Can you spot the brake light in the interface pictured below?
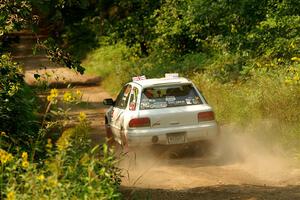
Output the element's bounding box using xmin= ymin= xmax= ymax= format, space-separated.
xmin=198 ymin=111 xmax=215 ymax=122
xmin=129 ymin=117 xmax=151 ymax=128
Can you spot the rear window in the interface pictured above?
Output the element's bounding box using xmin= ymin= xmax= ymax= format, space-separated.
xmin=140 ymin=84 xmax=203 ymax=110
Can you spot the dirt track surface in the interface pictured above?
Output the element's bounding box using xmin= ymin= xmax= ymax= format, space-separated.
xmin=119 ymin=128 xmax=300 ymax=199
xmin=14 ymin=33 xmax=300 ymax=200
xmin=11 ymin=33 xmax=109 ymax=144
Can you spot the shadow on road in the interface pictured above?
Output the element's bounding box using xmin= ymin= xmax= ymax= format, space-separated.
xmin=121 ymin=184 xmax=300 ymax=200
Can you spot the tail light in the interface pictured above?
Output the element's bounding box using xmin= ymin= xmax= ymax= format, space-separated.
xmin=129 ymin=117 xmax=151 ymax=128
xmin=198 ymin=111 xmax=215 ymax=122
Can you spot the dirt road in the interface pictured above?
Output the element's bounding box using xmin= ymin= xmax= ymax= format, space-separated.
xmin=119 ymin=126 xmax=300 ymax=199
xmin=11 ymin=32 xmax=109 ymax=144
xmin=14 ymin=33 xmax=300 ymax=200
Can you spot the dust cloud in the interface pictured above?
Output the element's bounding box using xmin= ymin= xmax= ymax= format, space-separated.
xmin=119 ymin=121 xmax=300 ymax=189
xmin=217 ymin=124 xmax=296 ymax=183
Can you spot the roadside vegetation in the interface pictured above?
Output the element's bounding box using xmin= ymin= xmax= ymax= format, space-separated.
xmin=1 ymin=1 xmax=121 ymax=199
xmin=0 ymin=53 xmax=122 ymax=199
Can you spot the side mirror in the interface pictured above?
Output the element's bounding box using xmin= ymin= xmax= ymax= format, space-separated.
xmin=103 ymin=98 xmax=115 ymax=106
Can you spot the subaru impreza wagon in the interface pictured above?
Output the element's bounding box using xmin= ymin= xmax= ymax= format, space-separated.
xmin=103 ymin=74 xmax=219 ymax=148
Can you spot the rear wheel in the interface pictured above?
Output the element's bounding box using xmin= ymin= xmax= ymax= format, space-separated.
xmin=106 ymin=127 xmax=115 ymax=145
xmin=105 ymin=117 xmax=114 ymax=147
xmin=118 ymin=127 xmax=129 ymax=152
xmin=104 ymin=124 xmax=132 ymax=160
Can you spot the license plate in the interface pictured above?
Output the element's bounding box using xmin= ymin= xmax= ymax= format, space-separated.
xmin=167 ymin=132 xmax=186 ymax=144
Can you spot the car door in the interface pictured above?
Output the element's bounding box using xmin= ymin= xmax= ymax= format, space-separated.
xmin=110 ymin=84 xmax=132 ymax=143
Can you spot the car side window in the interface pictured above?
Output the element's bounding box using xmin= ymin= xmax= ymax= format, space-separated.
xmin=115 ymin=85 xmax=132 ymax=109
xmin=128 ymin=87 xmax=139 ymax=111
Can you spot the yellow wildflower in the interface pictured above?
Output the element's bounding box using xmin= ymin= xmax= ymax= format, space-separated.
xmin=51 ymin=88 xmax=58 ymax=96
xmin=78 ymin=112 xmax=87 ymax=122
xmin=37 ymin=174 xmax=45 ymax=181
xmin=293 ymin=73 xmax=299 ymax=81
xmin=57 ymin=140 xmax=69 ymax=151
xmin=1 ymin=131 xmax=6 ymax=136
xmin=46 ymin=138 xmax=53 ymax=149
xmin=76 ymin=89 xmax=82 ymax=96
xmin=22 ymin=160 xmax=29 ymax=169
xmin=291 ymin=57 xmax=300 ymax=62
xmin=0 ymin=149 xmax=13 ymax=164
xmin=47 ymin=95 xmax=52 ymax=102
xmin=21 ymin=152 xmax=29 ymax=168
xmin=22 ymin=152 xmax=28 ymax=161
xmin=7 ymin=191 xmax=15 ymax=200
xmin=63 ymin=92 xmax=73 ymax=102
xmin=47 ymin=89 xmax=59 ymax=102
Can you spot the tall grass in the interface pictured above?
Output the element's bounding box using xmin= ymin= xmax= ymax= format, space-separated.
xmin=193 ymin=73 xmax=300 ymax=124
xmin=192 ymin=72 xmax=300 ymax=157
xmin=82 ymin=43 xmax=132 ymax=94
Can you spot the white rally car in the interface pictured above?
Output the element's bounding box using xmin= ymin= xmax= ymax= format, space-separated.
xmin=103 ymin=74 xmax=219 ymax=148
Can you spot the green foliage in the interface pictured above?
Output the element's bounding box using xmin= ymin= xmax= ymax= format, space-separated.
xmin=1 ymin=123 xmax=121 ymax=200
xmin=61 ymin=22 xmax=98 ymax=60
xmin=152 ymin=0 xmax=199 ymax=54
xmin=0 ymin=54 xmax=38 ymax=152
xmin=1 ymin=87 xmax=122 ymax=199
xmin=83 ymin=42 xmax=133 ymax=94
xmin=36 ymin=37 xmax=85 ymax=74
xmin=31 ymin=0 xmax=101 ymax=60
xmin=8 ymin=0 xmax=298 ymax=82
xmin=0 ymin=0 xmax=37 ymax=53
xmin=0 ymin=0 xmax=34 ymax=35
xmin=0 ymin=0 xmax=87 ymax=74
xmin=247 ymin=15 xmax=300 ymax=58
xmin=106 ymin=0 xmax=161 ymax=56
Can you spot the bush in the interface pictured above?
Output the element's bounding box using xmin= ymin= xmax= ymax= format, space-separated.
xmin=1 ymin=87 xmax=122 ymax=199
xmin=0 ymin=54 xmax=39 ymax=152
xmin=1 ymin=121 xmax=122 ymax=200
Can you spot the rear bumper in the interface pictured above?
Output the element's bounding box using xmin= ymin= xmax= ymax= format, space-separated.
xmin=125 ymin=121 xmax=219 ymax=146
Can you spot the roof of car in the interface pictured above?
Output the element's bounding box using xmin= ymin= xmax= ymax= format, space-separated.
xmin=132 ymin=77 xmax=192 ymax=88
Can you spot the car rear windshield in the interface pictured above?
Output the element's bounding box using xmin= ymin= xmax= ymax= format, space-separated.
xmin=140 ymin=84 xmax=203 ymax=110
